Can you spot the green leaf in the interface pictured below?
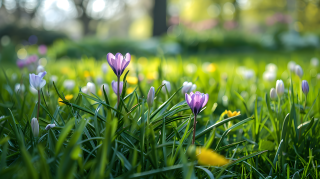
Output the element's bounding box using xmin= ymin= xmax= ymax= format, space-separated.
xmin=55 ymin=118 xmax=75 ymax=154
xmin=195 ymin=166 xmax=214 ymax=179
xmin=227 ymin=150 xmax=268 ymax=168
xmin=234 ymin=91 xmax=250 ymax=117
xmin=215 ymin=117 xmax=253 ymax=150
xmin=196 ymin=115 xmax=242 ymax=139
xmin=217 ymin=140 xmax=247 ymax=152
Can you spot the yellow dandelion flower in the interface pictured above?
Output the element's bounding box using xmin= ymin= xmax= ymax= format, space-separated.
xmin=58 ymin=94 xmax=73 ymax=106
xmin=98 ymin=90 xmax=102 ymax=96
xmin=61 ymin=67 xmax=70 ymax=74
xmin=147 ymin=72 xmax=158 ymax=80
xmin=207 ymin=63 xmax=216 ymax=72
xmin=196 ymin=147 xmax=230 ymax=166
xmin=126 ymin=87 xmax=135 ymax=94
xmin=84 ymin=71 xmax=91 ymax=78
xmin=225 ymin=110 xmax=240 ymax=118
xmin=127 ymin=76 xmax=138 ymax=85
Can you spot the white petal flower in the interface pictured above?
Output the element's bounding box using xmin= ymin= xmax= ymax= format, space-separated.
xmin=162 ymin=80 xmax=171 ymax=93
xmin=45 ymin=124 xmax=56 ymax=130
xmin=29 ymin=71 xmax=47 ymax=90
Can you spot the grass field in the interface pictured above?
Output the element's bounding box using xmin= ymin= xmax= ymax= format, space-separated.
xmin=0 ymin=51 xmax=320 ymax=178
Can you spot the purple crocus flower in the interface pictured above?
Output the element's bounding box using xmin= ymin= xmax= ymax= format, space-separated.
xmin=17 ymin=60 xmax=26 ymax=69
xmin=185 ymin=91 xmax=209 ymax=115
xmin=38 ymin=45 xmax=47 ymax=55
xmin=111 ymin=80 xmax=123 ymax=95
xmin=106 ymin=53 xmax=131 ymax=77
xmin=26 ymin=55 xmax=38 ymax=64
xmin=302 ymin=80 xmax=309 ymax=95
xmin=29 ymin=71 xmax=47 ymax=90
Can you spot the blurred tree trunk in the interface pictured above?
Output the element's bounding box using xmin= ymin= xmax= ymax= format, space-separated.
xmin=81 ymin=12 xmax=92 ymax=35
xmin=152 ymin=0 xmax=167 ymax=37
xmin=232 ymin=0 xmax=240 ymax=24
xmin=73 ymin=0 xmax=93 ymax=36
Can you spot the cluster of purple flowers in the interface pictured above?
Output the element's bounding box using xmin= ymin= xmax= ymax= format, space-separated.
xmin=17 ymin=55 xmax=38 ymax=69
xmin=106 ymin=52 xmax=208 ymax=144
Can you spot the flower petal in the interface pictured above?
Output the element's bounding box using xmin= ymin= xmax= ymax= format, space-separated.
xmin=107 ymin=53 xmax=117 ymax=75
xmin=39 ymin=79 xmax=46 ymax=89
xmin=121 ymin=53 xmax=131 ymax=70
xmin=115 ymin=53 xmax=123 ymax=76
xmin=38 ymin=71 xmax=47 ymax=78
xmin=111 ymin=80 xmax=117 ymax=94
xmin=202 ymin=94 xmax=209 ymax=108
xmin=185 ymin=93 xmax=192 ymax=108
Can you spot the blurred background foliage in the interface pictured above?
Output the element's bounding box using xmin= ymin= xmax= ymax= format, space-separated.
xmin=0 ymin=0 xmax=320 ymax=63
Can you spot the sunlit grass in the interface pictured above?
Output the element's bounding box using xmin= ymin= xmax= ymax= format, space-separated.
xmin=0 ymin=51 xmax=319 ymax=178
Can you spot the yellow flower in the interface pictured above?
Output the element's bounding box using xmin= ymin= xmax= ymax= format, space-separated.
xmin=127 ymin=76 xmax=138 ymax=85
xmin=98 ymin=90 xmax=102 ymax=96
xmin=58 ymin=94 xmax=73 ymax=106
xmin=196 ymin=147 xmax=230 ymax=166
xmin=138 ymin=57 xmax=148 ymax=65
xmin=84 ymin=71 xmax=91 ymax=78
xmin=224 ymin=110 xmax=240 ymax=118
xmin=207 ymin=63 xmax=216 ymax=72
xmin=61 ymin=67 xmax=70 ymax=74
xmin=147 ymin=72 xmax=158 ymax=80
xmin=126 ymin=87 xmax=135 ymax=94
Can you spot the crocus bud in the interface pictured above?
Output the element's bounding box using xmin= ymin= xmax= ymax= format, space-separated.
xmin=295 ymin=65 xmax=303 ymax=78
xmin=182 ymin=81 xmax=196 ymax=94
xmin=263 ymin=71 xmax=276 ymax=82
xmin=161 ymin=80 xmax=171 ymax=93
xmin=266 ymin=63 xmax=277 ymax=73
xmin=270 ymin=88 xmax=277 ymax=101
xmin=102 ymin=63 xmax=108 ymax=74
xmin=29 ymin=71 xmax=47 ymax=90
xmin=302 ymin=80 xmax=309 ymax=95
xmin=147 ymin=86 xmax=155 ymax=108
xmin=15 ymin=84 xmax=25 ymax=93
xmin=96 ymin=76 xmax=103 ymax=85
xmin=276 ymin=80 xmax=285 ymax=97
xmin=243 ymin=70 xmax=254 ymax=80
xmin=101 ymin=84 xmax=109 ymax=94
xmin=81 ymin=86 xmax=88 ymax=94
xmin=45 ymin=123 xmax=55 ymax=130
xmin=287 ymin=61 xmax=296 ymax=72
xmin=111 ymin=80 xmax=123 ymax=95
xmin=63 ymin=79 xmax=75 ymax=90
xmin=311 ymin=57 xmax=319 ymax=67
xmin=36 ymin=65 xmax=45 ymax=74
xmin=31 ymin=117 xmax=39 ymax=137
xmin=187 ymin=145 xmax=197 ymax=161
xmin=87 ymin=82 xmax=96 ymax=94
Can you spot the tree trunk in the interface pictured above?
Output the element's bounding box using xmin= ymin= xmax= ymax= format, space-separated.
xmin=81 ymin=13 xmax=91 ymax=35
xmin=152 ymin=0 xmax=167 ymax=37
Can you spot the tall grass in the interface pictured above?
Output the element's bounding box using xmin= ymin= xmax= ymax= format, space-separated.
xmin=0 ymin=52 xmax=319 ymax=178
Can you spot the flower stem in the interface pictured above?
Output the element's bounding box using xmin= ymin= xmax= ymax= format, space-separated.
xmin=147 ymin=108 xmax=150 ymax=125
xmin=278 ymin=97 xmax=281 ymax=114
xmin=117 ymin=76 xmax=120 ymax=109
xmin=192 ymin=114 xmax=197 ymax=144
xmin=37 ymin=90 xmax=40 ymax=121
xmin=300 ymin=94 xmax=307 ymax=140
